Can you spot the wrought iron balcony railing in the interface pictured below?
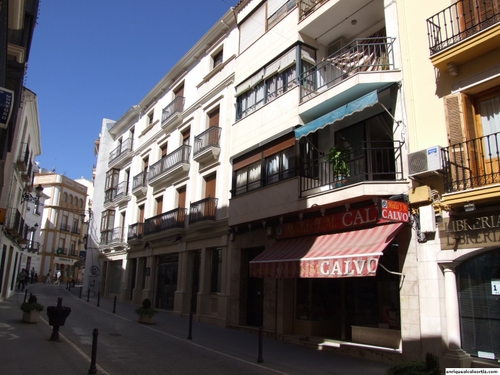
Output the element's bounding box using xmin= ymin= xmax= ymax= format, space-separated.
xmin=194 ymin=127 xmax=222 ymax=156
xmin=442 ymin=131 xmax=500 ymax=194
xmin=100 ymin=227 xmax=125 ymax=245
xmin=144 ymin=207 xmax=187 ymax=236
xmin=300 ymin=37 xmax=395 ymax=101
xmin=426 ymin=0 xmax=500 ymax=55
xmin=59 ymin=223 xmax=71 ymax=232
xmin=300 ymin=141 xmax=404 ymax=196
xmin=128 ymin=222 xmax=144 ymax=240
xmin=16 ymin=142 xmax=30 ymax=171
xmin=132 ymin=171 xmax=147 ymax=191
xmin=5 ymin=208 xmax=24 ymax=238
xmin=298 ymin=0 xmax=329 ymax=21
xmin=189 ymin=197 xmax=218 ymax=224
xmin=108 ymin=138 xmax=133 ymax=165
xmin=147 ymin=145 xmax=191 ymax=183
xmin=162 ymin=96 xmax=185 ymax=124
xmin=25 ymin=240 xmax=40 ymax=253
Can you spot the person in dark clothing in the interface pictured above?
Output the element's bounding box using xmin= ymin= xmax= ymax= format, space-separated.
xmin=17 ymin=269 xmax=28 ymax=290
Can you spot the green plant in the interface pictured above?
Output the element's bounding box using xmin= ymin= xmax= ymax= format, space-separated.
xmin=386 ymin=353 xmax=441 ymax=375
xmin=326 ymin=145 xmax=350 ymax=178
xmin=135 ymin=298 xmax=158 ymax=317
xmin=20 ymin=295 xmax=44 ymax=312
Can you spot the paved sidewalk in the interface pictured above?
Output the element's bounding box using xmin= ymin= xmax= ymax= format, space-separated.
xmin=0 ymin=283 xmax=391 ymax=375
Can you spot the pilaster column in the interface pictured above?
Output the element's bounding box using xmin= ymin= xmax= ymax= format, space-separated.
xmin=441 ymin=263 xmax=471 ymax=367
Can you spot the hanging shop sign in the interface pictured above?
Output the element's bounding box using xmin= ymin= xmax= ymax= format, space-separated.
xmin=378 ymin=199 xmax=410 ymax=223
xmin=55 ymin=256 xmax=76 ymax=265
xmin=275 ymin=206 xmax=379 ymax=240
xmin=0 ymin=87 xmax=14 ymax=129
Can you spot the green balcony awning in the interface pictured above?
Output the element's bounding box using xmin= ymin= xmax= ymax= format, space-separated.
xmin=295 ymin=90 xmax=379 ymax=140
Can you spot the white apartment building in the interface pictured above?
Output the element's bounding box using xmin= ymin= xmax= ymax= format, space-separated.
xmin=88 ymin=10 xmax=237 ymax=327
xmin=0 ymin=87 xmax=43 ymax=299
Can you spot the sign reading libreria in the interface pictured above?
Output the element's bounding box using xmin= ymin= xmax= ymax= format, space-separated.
xmin=440 ymin=211 xmax=500 ymax=250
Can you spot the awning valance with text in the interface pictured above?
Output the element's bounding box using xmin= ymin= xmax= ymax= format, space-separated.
xmin=249 ymin=223 xmax=403 ymax=278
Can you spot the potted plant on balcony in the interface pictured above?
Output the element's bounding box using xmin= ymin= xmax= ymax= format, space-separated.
xmin=135 ymin=298 xmax=158 ymax=324
xmin=20 ymin=295 xmax=44 ymax=323
xmin=326 ymin=145 xmax=350 ymax=187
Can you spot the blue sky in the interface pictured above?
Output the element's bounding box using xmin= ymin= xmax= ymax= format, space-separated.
xmin=27 ymin=0 xmax=233 ymax=181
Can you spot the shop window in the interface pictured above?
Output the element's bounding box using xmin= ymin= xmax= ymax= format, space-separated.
xmin=458 ymin=250 xmax=500 ymax=360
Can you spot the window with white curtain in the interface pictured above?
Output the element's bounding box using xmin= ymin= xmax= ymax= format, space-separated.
xmin=266 ymin=147 xmax=295 ymax=185
xmin=479 ymin=94 xmax=500 ymax=156
xmin=235 ymin=161 xmax=262 ymax=194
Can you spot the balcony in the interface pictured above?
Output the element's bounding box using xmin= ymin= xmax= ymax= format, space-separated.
xmin=132 ymin=171 xmax=148 ymax=197
xmin=161 ymin=96 xmax=185 ymax=131
xmin=128 ymin=222 xmax=144 ymax=240
xmin=189 ymin=197 xmax=218 ymax=225
xmin=300 ymin=37 xmax=397 ymax=105
xmin=100 ymin=227 xmax=125 ymax=246
xmin=108 ymin=138 xmax=133 ymax=169
xmin=16 ymin=142 xmax=29 ymax=172
xmin=147 ymin=145 xmax=191 ymax=189
xmin=4 ymin=208 xmax=25 ymax=240
xmin=144 ymin=207 xmax=187 ymax=236
xmin=298 ymin=0 xmax=328 ymax=21
xmin=193 ymin=127 xmax=222 ymax=164
xmin=427 ymin=0 xmax=500 ymax=71
xmin=104 ymin=181 xmax=130 ymax=208
xmin=300 ymin=141 xmax=404 ymax=197
xmin=25 ymin=240 xmax=40 ymax=254
xmin=59 ymin=223 xmax=71 ymax=232
xmin=441 ymin=131 xmax=500 ymax=206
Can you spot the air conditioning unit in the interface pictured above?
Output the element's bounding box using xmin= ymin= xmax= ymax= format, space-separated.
xmin=408 ymin=146 xmax=443 ymax=177
xmin=327 ymin=38 xmax=345 ymax=56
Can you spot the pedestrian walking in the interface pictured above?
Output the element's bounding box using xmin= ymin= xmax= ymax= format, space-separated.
xmin=17 ymin=269 xmax=28 ymax=290
xmin=30 ymin=267 xmax=35 ymax=284
xmin=45 ymin=271 xmax=51 ymax=284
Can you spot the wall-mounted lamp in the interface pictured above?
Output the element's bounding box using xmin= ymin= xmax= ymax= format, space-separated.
xmin=21 ymin=184 xmax=43 ymax=204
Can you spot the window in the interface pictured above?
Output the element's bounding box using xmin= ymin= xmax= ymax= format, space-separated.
xmin=182 ymin=128 xmax=190 ymax=146
xmin=105 ymin=169 xmax=119 ymax=190
xmin=100 ymin=210 xmax=115 ymax=232
xmin=213 ymin=49 xmax=223 ymax=69
xmin=210 ymin=248 xmax=222 ymax=293
xmin=266 ymin=147 xmax=295 ymax=184
xmin=235 ymin=161 xmax=262 ymax=194
xmin=160 ymin=143 xmax=168 ymax=159
xmin=236 ymin=47 xmax=299 ymax=121
xmin=148 ymin=111 xmax=154 ymax=124
xmin=268 ymin=0 xmax=296 ymax=29
xmin=233 ymin=134 xmax=296 ymax=195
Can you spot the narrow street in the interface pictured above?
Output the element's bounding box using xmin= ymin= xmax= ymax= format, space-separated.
xmin=1 ymin=283 xmax=390 ymax=375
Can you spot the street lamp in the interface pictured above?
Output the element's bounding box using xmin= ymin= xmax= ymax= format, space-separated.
xmin=21 ymin=184 xmax=44 ymax=203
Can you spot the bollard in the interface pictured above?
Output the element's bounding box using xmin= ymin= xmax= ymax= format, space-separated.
xmin=97 ymin=292 xmax=100 ymax=307
xmin=47 ymin=297 xmax=71 ymax=341
xmin=113 ymin=296 xmax=116 ymax=313
xmin=87 ymin=289 xmax=90 ymax=302
xmin=23 ymin=289 xmax=28 ymax=303
xmin=66 ymin=281 xmax=69 ymax=290
xmin=257 ymin=326 xmax=264 ymax=363
xmin=79 ymin=287 xmax=82 ymax=299
xmin=88 ymin=328 xmax=98 ymax=374
xmin=187 ymin=312 xmax=193 ymax=340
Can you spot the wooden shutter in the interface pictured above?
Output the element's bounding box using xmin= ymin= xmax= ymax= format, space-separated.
xmin=178 ymin=186 xmax=186 ymax=208
xmin=205 ymin=174 xmax=216 ymax=198
xmin=156 ymin=196 xmax=163 ymax=215
xmin=182 ymin=128 xmax=190 ymax=145
xmin=174 ymin=84 xmax=184 ymax=98
xmin=209 ymin=108 xmax=220 ymax=127
xmin=161 ymin=144 xmax=168 ymax=158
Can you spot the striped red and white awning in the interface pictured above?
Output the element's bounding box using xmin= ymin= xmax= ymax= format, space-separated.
xmin=249 ymin=223 xmax=404 ymax=278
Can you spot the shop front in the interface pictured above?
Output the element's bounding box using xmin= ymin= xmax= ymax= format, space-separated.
xmin=249 ymin=200 xmax=409 ymax=349
xmin=439 ymin=207 xmax=500 ymax=363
